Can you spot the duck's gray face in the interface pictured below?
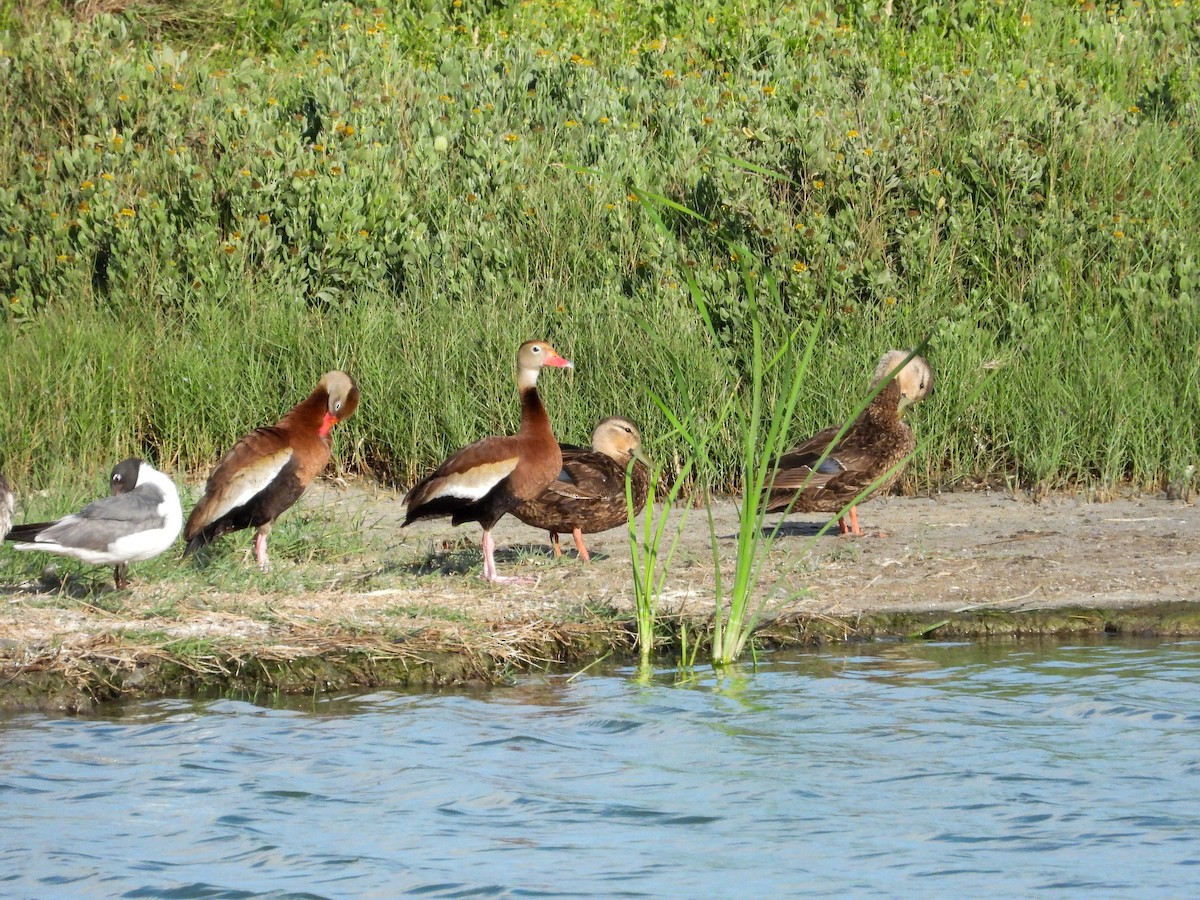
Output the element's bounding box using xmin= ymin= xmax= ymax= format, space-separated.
xmin=875 ymin=350 xmax=934 ymax=413
xmin=895 ymin=356 xmax=934 ymax=412
xmin=593 ymin=417 xmax=643 ymax=463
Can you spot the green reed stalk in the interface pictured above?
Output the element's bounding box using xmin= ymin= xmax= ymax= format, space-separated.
xmin=627 ymin=455 xmax=693 ymax=670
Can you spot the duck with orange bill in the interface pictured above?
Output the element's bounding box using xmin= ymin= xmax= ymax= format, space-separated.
xmin=403 ymin=340 xmax=573 ymax=584
xmin=184 ymin=371 xmax=360 ymax=570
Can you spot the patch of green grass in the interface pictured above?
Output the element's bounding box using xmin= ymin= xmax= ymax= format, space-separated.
xmin=0 ymin=0 xmax=1195 ymax=500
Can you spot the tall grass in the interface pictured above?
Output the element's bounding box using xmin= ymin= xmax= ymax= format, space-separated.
xmin=1 ymin=0 xmax=1197 ymax=496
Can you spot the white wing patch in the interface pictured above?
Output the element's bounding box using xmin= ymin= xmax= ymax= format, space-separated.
xmin=203 ymin=448 xmax=293 ymax=523
xmin=432 ymin=457 xmax=519 ymax=502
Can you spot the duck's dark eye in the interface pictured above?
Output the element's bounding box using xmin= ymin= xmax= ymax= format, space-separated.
xmin=334 ymin=401 xmax=342 ymax=412
xmin=532 ymin=345 xmax=541 ymax=353
xmin=113 ymin=474 xmax=121 ymax=483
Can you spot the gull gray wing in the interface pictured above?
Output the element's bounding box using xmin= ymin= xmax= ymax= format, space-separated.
xmin=33 ymin=484 xmax=168 ymax=552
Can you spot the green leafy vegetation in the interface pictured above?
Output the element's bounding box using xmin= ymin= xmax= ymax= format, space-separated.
xmin=1 ymin=0 xmax=1196 ymax=498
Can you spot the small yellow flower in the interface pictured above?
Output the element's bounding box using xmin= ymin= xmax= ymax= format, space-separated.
xmin=101 ymin=173 xmax=114 ymax=181
xmin=598 ymin=116 xmax=610 ymax=124
xmin=1021 ymin=13 xmax=1033 ymax=25
xmin=762 ymin=85 xmax=776 ymax=97
xmin=240 ymin=168 xmax=251 ymax=177
xmin=119 ymin=207 xmax=135 ymax=217
xmin=268 ymin=97 xmax=277 ymax=106
xmin=358 ymin=229 xmax=369 ymax=237
xmin=1127 ymin=105 xmax=1140 ymax=114
xmin=961 ymin=68 xmax=972 ymax=76
xmin=171 ymin=81 xmax=184 ymax=91
xmin=258 ymin=214 xmax=270 ymax=224
xmin=846 ymin=129 xmax=859 ymax=138
xmin=885 ymin=296 xmax=897 ymax=306
xmin=56 ymin=253 xmax=69 ymax=262
xmin=564 ymin=119 xmax=579 ymax=127
xmin=626 ymin=193 xmax=640 ymax=204
xmin=223 ymin=244 xmax=236 ymax=254
xmin=439 ymin=94 xmax=453 ymax=103
xmin=663 ymin=69 xmax=676 ymax=78
xmin=605 ymin=203 xmax=615 ymax=210
xmin=813 ymin=179 xmax=825 ymax=189
xmin=1114 ymin=230 xmax=1125 ymax=238
xmin=863 ymin=147 xmax=874 ymax=156
xmin=81 ymin=180 xmax=94 ymax=190
xmin=792 ymin=261 xmax=808 ymax=273
xmin=928 ymin=168 xmax=942 ymax=177
xmin=117 ymin=93 xmax=128 ymax=102
xmin=504 ymin=133 xmax=519 ymax=143
xmin=330 ymin=165 xmax=343 ymax=175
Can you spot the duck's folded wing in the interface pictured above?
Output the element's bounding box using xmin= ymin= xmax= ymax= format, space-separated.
xmin=188 ymin=445 xmax=294 ymax=533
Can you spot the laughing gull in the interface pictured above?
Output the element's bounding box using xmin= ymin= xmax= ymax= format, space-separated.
xmin=0 ymin=471 xmax=13 ymax=540
xmin=5 ymin=458 xmax=183 ymax=589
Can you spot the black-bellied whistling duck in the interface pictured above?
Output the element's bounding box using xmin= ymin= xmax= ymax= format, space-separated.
xmin=0 ymin=472 xmax=12 ymax=541
xmin=765 ymin=350 xmax=934 ymax=536
xmin=512 ymin=416 xmax=650 ymax=562
xmin=184 ymin=371 xmax=359 ymax=570
xmin=5 ymin=458 xmax=182 ymax=589
xmin=403 ymin=340 xmax=573 ymax=583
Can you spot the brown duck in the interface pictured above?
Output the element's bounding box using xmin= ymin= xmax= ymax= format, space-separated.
xmin=403 ymin=340 xmax=573 ymax=583
xmin=512 ymin=416 xmax=650 ymax=562
xmin=765 ymin=350 xmax=934 ymax=535
xmin=184 ymin=371 xmax=360 ymax=570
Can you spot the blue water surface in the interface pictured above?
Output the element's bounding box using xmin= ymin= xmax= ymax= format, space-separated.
xmin=3 ymin=639 xmax=1200 ymax=897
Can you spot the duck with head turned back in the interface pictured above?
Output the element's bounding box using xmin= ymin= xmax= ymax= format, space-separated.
xmin=5 ymin=458 xmax=182 ymax=589
xmin=403 ymin=340 xmax=573 ymax=584
xmin=512 ymin=416 xmax=650 ymax=561
xmin=184 ymin=370 xmax=360 ymax=570
xmin=764 ymin=350 xmax=934 ymax=536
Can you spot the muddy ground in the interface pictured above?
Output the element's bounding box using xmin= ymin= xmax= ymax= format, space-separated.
xmin=312 ymin=483 xmax=1199 ymax=623
xmin=2 ymin=484 xmax=1198 ymax=710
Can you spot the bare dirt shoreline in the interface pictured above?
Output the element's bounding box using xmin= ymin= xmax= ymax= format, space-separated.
xmin=2 ymin=484 xmax=1198 ymax=712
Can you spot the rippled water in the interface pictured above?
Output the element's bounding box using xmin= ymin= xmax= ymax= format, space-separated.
xmin=4 ymin=639 xmax=1200 ymax=897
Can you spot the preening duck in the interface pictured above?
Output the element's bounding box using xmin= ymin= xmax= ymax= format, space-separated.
xmin=184 ymin=371 xmax=360 ymax=570
xmin=403 ymin=340 xmax=573 ymax=583
xmin=765 ymin=350 xmax=934 ymax=536
xmin=5 ymin=458 xmax=182 ymax=589
xmin=512 ymin=416 xmax=650 ymax=562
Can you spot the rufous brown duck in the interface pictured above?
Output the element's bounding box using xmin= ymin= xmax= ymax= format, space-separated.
xmin=512 ymin=416 xmax=650 ymax=561
xmin=184 ymin=371 xmax=360 ymax=570
xmin=764 ymin=350 xmax=934 ymax=536
xmin=403 ymin=340 xmax=573 ymax=583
